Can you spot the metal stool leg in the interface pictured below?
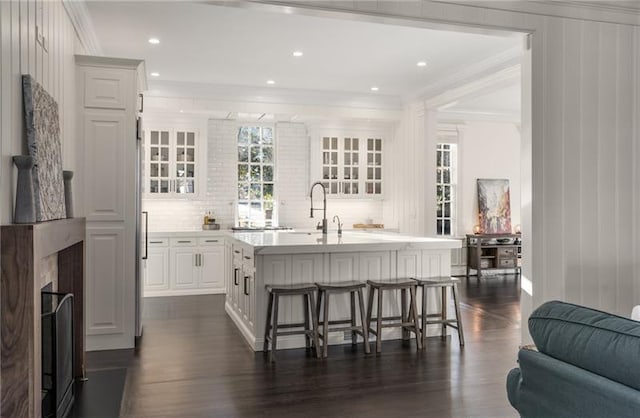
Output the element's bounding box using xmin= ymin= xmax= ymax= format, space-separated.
xmin=452 ymin=283 xmax=465 ymax=347
xmin=264 ymin=292 xmax=274 ymax=353
xmin=270 ymin=294 xmax=280 ymax=362
xmin=410 ymin=286 xmax=422 ymax=350
xmin=357 ymin=288 xmax=371 ymax=354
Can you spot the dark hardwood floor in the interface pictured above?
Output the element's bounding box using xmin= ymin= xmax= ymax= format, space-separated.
xmin=86 ymin=274 xmax=521 ymax=417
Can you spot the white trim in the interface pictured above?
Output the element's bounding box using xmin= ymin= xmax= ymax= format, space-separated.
xmin=63 ymin=0 xmax=103 ymax=55
xmin=412 ymin=46 xmax=523 ymax=102
xmin=225 ymin=302 xmax=257 ymax=350
xmin=145 ymin=288 xmax=225 ymax=298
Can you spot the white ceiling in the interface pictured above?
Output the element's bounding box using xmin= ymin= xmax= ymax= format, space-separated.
xmin=86 ymin=1 xmax=521 ymax=102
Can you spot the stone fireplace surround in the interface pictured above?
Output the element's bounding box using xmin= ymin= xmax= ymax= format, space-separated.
xmin=1 ymin=218 xmax=85 ymax=417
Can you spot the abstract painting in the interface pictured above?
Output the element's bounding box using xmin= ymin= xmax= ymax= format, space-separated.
xmin=23 ymin=75 xmax=66 ymax=221
xmin=477 ymin=179 xmax=511 ymax=234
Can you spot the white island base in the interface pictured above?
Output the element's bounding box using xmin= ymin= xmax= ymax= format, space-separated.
xmin=224 ymin=231 xmax=462 ymax=351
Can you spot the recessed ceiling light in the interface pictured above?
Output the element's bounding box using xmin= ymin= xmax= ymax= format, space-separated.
xmin=150 ymin=72 xmax=160 ymax=77
xmin=266 ymin=80 xmax=275 ymax=85
xmin=417 ymin=61 xmax=427 ymax=67
xmin=179 ymin=109 xmax=184 ymax=113
xmin=370 ymin=86 xmax=379 ymax=91
xmin=292 ymin=51 xmax=303 ymax=57
xmin=148 ymin=38 xmax=160 ymax=45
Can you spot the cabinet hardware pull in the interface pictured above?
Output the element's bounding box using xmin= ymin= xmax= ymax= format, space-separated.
xmin=199 ymin=254 xmax=203 ymax=266
xmin=234 ymin=250 xmax=241 ymax=254
xmin=234 ymin=268 xmax=239 ymax=285
xmin=149 ymin=241 xmax=163 ymax=244
xmin=205 ymin=240 xmax=218 ymax=243
xmin=178 ymin=240 xmax=191 ymax=243
xmin=243 ymin=256 xmax=252 ymax=260
xmin=142 ymin=211 xmax=149 ymax=260
xmin=244 ymin=276 xmax=249 ymax=295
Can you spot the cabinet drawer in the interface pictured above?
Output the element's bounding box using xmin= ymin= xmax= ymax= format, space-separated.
xmin=170 ymin=237 xmax=197 ymax=247
xmin=198 ymin=237 xmax=223 ymax=246
xmin=148 ymin=237 xmax=169 ymax=247
xmin=498 ymin=258 xmax=516 ymax=268
xmin=497 ymin=247 xmax=517 ymax=257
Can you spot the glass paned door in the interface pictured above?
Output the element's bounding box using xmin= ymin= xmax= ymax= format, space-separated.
xmin=365 ymin=138 xmax=382 ymax=195
xmin=342 ymin=137 xmax=359 ymax=195
xmin=321 ymin=136 xmax=340 ymax=195
xmin=148 ymin=130 xmax=171 ymax=194
xmin=175 ymin=131 xmax=196 ymax=194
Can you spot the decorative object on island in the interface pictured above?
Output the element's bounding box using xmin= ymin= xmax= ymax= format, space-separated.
xmin=466 ymin=233 xmax=521 ymax=278
xmin=63 ymin=170 xmax=74 ymax=218
xmin=477 ymin=178 xmax=511 ymax=234
xmin=12 ymin=155 xmax=36 ymax=224
xmin=22 ymin=74 xmax=66 ymax=221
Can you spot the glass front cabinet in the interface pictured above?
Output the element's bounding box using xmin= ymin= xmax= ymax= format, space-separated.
xmin=143 ymin=127 xmax=200 ymax=198
xmin=320 ymin=135 xmax=383 ymax=198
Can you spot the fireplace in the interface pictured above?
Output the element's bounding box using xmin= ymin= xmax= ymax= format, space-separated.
xmin=1 ymin=218 xmax=85 ymax=417
xmin=41 ymin=285 xmax=75 ymax=418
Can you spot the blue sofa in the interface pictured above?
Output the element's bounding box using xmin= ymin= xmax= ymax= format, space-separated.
xmin=507 ymin=300 xmax=640 ymax=417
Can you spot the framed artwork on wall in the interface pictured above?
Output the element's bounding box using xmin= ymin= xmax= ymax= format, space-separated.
xmin=22 ymin=74 xmax=66 ymax=221
xmin=477 ymin=178 xmax=511 ymax=234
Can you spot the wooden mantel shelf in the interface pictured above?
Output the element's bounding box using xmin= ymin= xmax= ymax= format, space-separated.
xmin=1 ymin=218 xmax=86 ymax=418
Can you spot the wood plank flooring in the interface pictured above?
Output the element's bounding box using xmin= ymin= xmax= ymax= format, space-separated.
xmin=86 ymin=275 xmax=521 ymax=417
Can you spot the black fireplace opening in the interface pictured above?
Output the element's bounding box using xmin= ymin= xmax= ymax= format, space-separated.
xmin=42 ymin=284 xmax=75 ymax=418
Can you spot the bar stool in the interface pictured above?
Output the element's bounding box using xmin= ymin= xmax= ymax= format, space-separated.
xmin=412 ymin=276 xmax=465 ymax=348
xmin=365 ymin=279 xmax=422 ymax=353
xmin=263 ymin=284 xmax=321 ymax=362
xmin=315 ymin=281 xmax=370 ymax=358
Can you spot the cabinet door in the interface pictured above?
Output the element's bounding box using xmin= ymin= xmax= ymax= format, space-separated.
xmin=144 ymin=248 xmax=170 ymax=292
xmin=199 ymin=246 xmax=225 ymax=291
xmin=171 ymin=248 xmax=198 ymax=289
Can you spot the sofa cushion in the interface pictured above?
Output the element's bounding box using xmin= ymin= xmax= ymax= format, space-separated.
xmin=529 ymin=300 xmax=640 ymax=391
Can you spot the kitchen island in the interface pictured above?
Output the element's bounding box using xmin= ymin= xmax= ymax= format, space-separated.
xmin=225 ymin=230 xmax=461 ymax=351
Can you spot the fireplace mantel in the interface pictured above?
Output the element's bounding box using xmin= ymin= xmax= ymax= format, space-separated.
xmin=1 ymin=218 xmax=86 ymax=418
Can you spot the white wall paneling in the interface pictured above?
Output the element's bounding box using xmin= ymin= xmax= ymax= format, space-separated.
xmin=0 ymin=0 xmax=83 ymax=225
xmin=261 ymin=0 xmax=640 ymax=341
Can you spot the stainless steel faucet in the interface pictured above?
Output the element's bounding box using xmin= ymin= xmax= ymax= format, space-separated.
xmin=310 ymin=182 xmax=327 ymax=234
xmin=332 ymin=215 xmax=343 ymax=237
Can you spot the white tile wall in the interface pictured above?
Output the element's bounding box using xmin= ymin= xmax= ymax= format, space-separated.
xmin=143 ymin=119 xmax=384 ymax=231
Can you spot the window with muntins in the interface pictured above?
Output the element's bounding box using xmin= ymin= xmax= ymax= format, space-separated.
xmin=237 ymin=126 xmax=275 ymax=227
xmin=436 ymin=143 xmax=457 ymax=235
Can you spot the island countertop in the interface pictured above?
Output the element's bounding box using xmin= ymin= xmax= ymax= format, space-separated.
xmin=229 ymin=230 xmax=461 ymax=254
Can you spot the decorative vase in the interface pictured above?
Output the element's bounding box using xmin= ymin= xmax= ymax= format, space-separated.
xmin=13 ymin=155 xmax=36 ymax=224
xmin=63 ymin=170 xmax=74 ymax=218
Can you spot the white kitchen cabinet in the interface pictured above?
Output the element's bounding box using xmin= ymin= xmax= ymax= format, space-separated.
xmin=144 ymin=235 xmax=227 ymax=296
xmin=77 ymin=55 xmax=144 ymax=351
xmin=144 ymin=247 xmax=169 ymax=292
xmin=329 ymin=252 xmax=360 ymax=281
xmin=143 ymin=125 xmax=203 ymax=198
xmin=172 ymin=247 xmax=199 ymax=289
xmin=317 ymin=134 xmax=384 ymax=198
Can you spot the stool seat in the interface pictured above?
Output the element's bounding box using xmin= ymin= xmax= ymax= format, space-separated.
xmin=412 ymin=276 xmax=460 ymax=286
xmin=367 ymin=278 xmax=417 ymax=289
xmin=266 ymin=283 xmax=318 ymax=294
xmin=315 ymin=281 xmax=366 ymax=291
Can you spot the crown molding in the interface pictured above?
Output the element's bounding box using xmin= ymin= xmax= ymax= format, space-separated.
xmin=63 ymin=0 xmax=103 ymax=55
xmin=407 ymin=45 xmax=523 ymax=104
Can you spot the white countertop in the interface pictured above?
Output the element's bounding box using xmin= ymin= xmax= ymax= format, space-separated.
xmin=147 ymin=229 xmax=461 ymax=254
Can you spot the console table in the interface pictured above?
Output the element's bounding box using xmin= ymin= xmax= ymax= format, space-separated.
xmin=466 ymin=233 xmax=521 ymax=278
